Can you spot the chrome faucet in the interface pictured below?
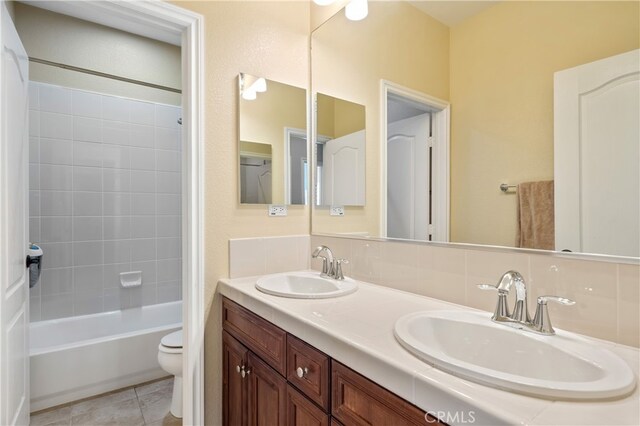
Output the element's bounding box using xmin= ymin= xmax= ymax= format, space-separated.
xmin=478 ymin=270 xmax=575 ymax=335
xmin=311 ymin=246 xmax=348 ymax=280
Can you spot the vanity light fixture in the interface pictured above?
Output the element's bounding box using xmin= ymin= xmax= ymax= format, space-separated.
xmin=345 ymin=0 xmax=368 ymax=21
xmin=240 ymin=73 xmax=267 ymax=101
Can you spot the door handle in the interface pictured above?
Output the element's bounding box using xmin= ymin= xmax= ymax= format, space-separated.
xmin=26 ymin=244 xmax=43 ymax=288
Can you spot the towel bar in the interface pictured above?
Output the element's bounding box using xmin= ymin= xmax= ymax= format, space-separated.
xmin=500 ymin=183 xmax=517 ymax=192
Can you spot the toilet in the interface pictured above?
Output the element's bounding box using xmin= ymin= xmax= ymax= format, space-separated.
xmin=158 ymin=329 xmax=183 ymax=418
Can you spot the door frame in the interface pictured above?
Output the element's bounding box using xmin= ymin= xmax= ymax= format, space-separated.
xmin=284 ymin=127 xmax=307 ymax=205
xmin=380 ymin=80 xmax=450 ymax=241
xmin=9 ymin=2 xmax=206 ymax=424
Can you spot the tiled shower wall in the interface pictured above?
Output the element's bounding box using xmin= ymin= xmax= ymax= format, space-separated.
xmin=29 ymin=82 xmax=182 ymax=321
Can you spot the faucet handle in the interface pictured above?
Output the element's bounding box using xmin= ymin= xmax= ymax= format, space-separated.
xmin=533 ymin=295 xmax=575 ymax=335
xmin=477 ymin=284 xmax=507 ymax=294
xmin=477 ymin=284 xmax=510 ymax=319
xmin=333 ymin=259 xmax=349 ymax=280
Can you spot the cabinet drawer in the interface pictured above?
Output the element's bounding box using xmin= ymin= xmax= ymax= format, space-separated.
xmin=286 ymin=385 xmax=329 ymax=426
xmin=223 ymin=297 xmax=287 ymax=375
xmin=287 ymin=334 xmax=330 ymax=411
xmin=332 ymin=361 xmax=446 ymax=426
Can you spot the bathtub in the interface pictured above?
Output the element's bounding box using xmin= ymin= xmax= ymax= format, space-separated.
xmin=30 ymin=301 xmax=182 ymax=412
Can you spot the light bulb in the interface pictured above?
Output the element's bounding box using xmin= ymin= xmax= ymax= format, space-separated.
xmin=313 ymin=0 xmax=336 ymax=5
xmin=254 ymin=77 xmax=267 ymax=93
xmin=345 ymin=0 xmax=367 ymax=21
xmin=242 ymin=89 xmax=257 ymax=101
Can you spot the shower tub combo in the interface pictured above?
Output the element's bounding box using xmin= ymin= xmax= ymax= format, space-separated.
xmin=29 ymin=301 xmax=182 ymax=411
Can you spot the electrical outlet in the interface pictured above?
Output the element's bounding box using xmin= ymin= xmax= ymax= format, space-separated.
xmin=268 ymin=205 xmax=287 ymax=216
xmin=330 ymin=206 xmax=345 ymax=216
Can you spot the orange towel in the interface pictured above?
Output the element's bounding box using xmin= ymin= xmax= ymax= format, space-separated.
xmin=516 ymin=181 xmax=555 ymax=250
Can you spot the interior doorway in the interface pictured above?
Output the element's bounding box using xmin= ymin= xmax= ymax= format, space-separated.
xmin=380 ymin=80 xmax=450 ymax=242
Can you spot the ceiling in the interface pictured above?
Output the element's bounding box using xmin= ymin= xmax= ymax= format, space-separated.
xmin=408 ymin=1 xmax=500 ymax=27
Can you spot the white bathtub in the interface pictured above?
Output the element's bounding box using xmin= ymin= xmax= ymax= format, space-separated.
xmin=30 ymin=301 xmax=182 ymax=412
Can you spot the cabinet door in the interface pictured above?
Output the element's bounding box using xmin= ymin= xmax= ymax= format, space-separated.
xmin=223 ymin=331 xmax=248 ymax=426
xmin=248 ymin=352 xmax=287 ymax=426
xmin=286 ymin=384 xmax=329 ymax=426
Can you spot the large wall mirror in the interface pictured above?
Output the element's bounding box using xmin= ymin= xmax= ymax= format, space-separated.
xmin=311 ymin=1 xmax=639 ymax=259
xmin=239 ymin=73 xmax=308 ymax=205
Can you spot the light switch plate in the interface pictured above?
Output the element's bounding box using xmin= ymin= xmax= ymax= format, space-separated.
xmin=330 ymin=206 xmax=345 ymax=216
xmin=268 ymin=205 xmax=287 ymax=216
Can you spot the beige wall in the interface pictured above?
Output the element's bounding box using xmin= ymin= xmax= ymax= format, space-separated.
xmin=450 ymin=1 xmax=640 ymax=247
xmin=176 ymin=2 xmax=311 ymax=424
xmin=312 ymin=1 xmax=450 ymax=236
xmin=317 ymin=94 xmax=365 ymax=139
xmin=14 ymin=3 xmax=181 ymax=105
xmin=240 ymin=79 xmax=307 ymax=204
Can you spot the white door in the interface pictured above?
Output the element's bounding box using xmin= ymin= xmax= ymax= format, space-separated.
xmin=387 ymin=113 xmax=430 ymax=240
xmin=0 ymin=4 xmax=30 ymax=425
xmin=555 ymin=49 xmax=640 ymax=257
xmin=322 ymin=129 xmax=365 ymax=206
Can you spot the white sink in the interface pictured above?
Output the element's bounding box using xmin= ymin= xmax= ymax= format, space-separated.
xmin=255 ymin=271 xmax=358 ymax=299
xmin=394 ymin=310 xmax=636 ymax=400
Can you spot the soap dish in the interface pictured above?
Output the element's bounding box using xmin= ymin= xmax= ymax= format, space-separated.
xmin=120 ymin=271 xmax=142 ymax=288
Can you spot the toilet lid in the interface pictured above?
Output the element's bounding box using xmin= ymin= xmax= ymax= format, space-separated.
xmin=161 ymin=330 xmax=183 ymax=348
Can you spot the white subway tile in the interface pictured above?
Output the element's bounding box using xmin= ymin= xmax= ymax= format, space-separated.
xmin=157 ymin=259 xmax=181 ymax=281
xmin=132 ymin=193 xmax=156 ymax=215
xmin=618 ymin=264 xmax=640 ymax=347
xmin=131 ymin=170 xmax=156 ymax=193
xmin=103 ymin=193 xmax=130 ymax=215
xmin=157 ymin=281 xmax=180 ymax=303
xmin=73 ymin=141 xmax=102 ymax=167
xmin=129 ymin=100 xmax=155 ymax=125
xmin=30 ymin=137 xmax=39 ymax=163
xmin=73 ymin=192 xmax=102 ymax=216
xmin=103 ymin=216 xmax=131 ymax=240
xmin=41 ymin=216 xmax=72 ymax=243
xmin=155 ymin=127 xmax=181 ymax=151
xmin=265 ymin=236 xmax=306 ymax=275
xmin=229 ymin=238 xmax=266 ymax=278
xmin=102 ymin=144 xmax=130 ymax=169
xmin=30 ymin=191 xmax=41 ymax=216
xmin=132 ymin=216 xmax=156 ymax=239
xmin=40 ymin=138 xmax=73 ymax=165
xmin=29 ymin=218 xmax=40 ymax=242
xmin=73 ymin=217 xmax=103 ymax=241
xmin=103 ymin=287 xmax=128 ymax=311
xmin=103 ymin=169 xmax=130 ymax=192
xmin=155 ymin=104 xmax=181 ymax=130
xmin=156 ymin=172 xmax=180 ymax=194
xmin=156 ymin=193 xmax=180 ymax=215
xmin=39 ymin=84 xmax=72 ymax=114
xmin=131 ymin=238 xmax=157 ymax=262
xmin=29 ymin=82 xmax=39 ymax=110
xmin=156 ymin=149 xmax=180 ymax=172
xmin=73 ymin=241 xmax=103 ymax=266
xmin=103 ymin=240 xmax=131 ymax=264
xmin=129 ymin=124 xmax=154 ymax=148
xmin=103 ymin=263 xmax=131 ymax=289
xmin=29 ymin=110 xmax=40 ymax=137
xmin=41 ymin=293 xmax=74 ymax=320
xmin=40 ymin=164 xmax=72 ymax=190
xmin=40 ymin=191 xmax=72 ymax=216
xmin=39 ymin=242 xmax=72 ymax=268
xmin=73 ymin=166 xmax=102 ymax=192
xmin=131 ymin=260 xmax=157 ymax=284
xmin=72 ymin=90 xmax=102 ymax=119
xmin=156 ymin=216 xmax=180 ymax=238
xmin=40 ymin=112 xmax=73 ymax=140
xmin=102 ymin=96 xmax=129 ymax=122
xmin=29 ymin=165 xmax=39 ymax=190
xmin=30 ymin=297 xmax=41 ymax=322
xmin=157 ymin=238 xmax=180 ymax=260
xmin=130 ymin=147 xmax=156 ymax=171
xmin=40 ymin=268 xmax=73 ymax=295
xmin=73 ymin=265 xmax=104 ymax=295
xmin=73 ymin=293 xmax=103 ymax=316
xmin=73 ymin=116 xmax=102 ymax=143
xmin=103 ymin=120 xmax=130 ymax=145
xmin=138 ymin=285 xmax=157 ymax=305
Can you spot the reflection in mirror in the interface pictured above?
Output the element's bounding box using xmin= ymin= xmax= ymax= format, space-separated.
xmin=315 ymin=93 xmax=366 ymax=207
xmin=238 ymin=73 xmax=308 ymax=205
xmin=311 ymin=1 xmax=639 ymax=258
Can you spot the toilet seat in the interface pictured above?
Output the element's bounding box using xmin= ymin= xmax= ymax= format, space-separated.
xmin=159 ymin=330 xmax=183 ymax=354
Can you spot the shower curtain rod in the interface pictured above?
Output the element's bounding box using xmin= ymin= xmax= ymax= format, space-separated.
xmin=29 ymin=57 xmax=182 ymax=94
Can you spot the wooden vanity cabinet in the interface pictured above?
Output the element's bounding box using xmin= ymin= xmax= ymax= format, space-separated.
xmin=222 ymin=297 xmax=444 ymax=426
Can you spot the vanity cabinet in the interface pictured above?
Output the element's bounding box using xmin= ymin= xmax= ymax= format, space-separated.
xmin=222 ymin=297 xmax=444 ymax=426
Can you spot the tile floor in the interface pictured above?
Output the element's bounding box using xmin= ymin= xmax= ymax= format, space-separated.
xmin=30 ymin=377 xmax=181 ymax=426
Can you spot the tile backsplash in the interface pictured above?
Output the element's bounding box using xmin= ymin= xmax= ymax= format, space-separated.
xmin=308 ymin=235 xmax=639 ymax=348
xmin=29 ymin=82 xmax=182 ymax=321
xmin=229 ymin=235 xmax=310 ymax=279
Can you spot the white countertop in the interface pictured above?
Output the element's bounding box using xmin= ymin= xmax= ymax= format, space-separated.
xmin=217 ymin=272 xmax=639 ymax=426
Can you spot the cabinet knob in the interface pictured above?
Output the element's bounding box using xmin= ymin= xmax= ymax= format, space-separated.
xmin=241 ymin=367 xmax=251 ymax=378
xmin=296 ymin=367 xmax=308 ymax=378
xmin=236 ymin=365 xmax=241 ymax=373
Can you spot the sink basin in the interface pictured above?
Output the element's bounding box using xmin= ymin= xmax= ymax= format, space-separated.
xmin=394 ymin=310 xmax=636 ymax=400
xmin=256 ymin=271 xmax=358 ymax=299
